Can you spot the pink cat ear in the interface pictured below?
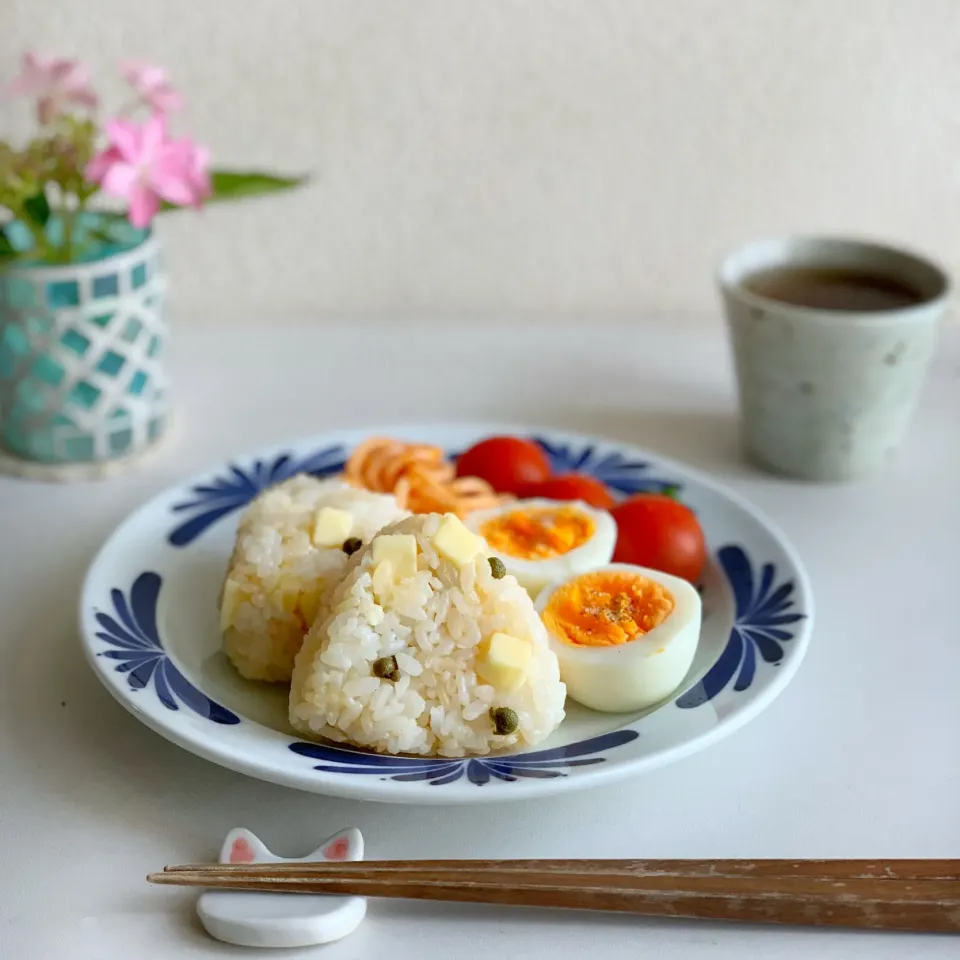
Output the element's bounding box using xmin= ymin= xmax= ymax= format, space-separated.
xmin=219 ymin=828 xmax=270 ymax=865
xmin=323 ymin=837 xmax=350 ymax=861
xmin=314 ymin=828 xmax=363 ymax=862
xmin=230 ymin=837 xmax=257 ymax=864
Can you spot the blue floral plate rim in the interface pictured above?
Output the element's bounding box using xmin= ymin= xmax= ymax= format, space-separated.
xmin=78 ymin=422 xmax=813 ymax=805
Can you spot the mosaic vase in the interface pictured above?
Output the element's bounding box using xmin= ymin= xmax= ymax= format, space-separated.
xmin=0 ymin=216 xmax=169 ymax=477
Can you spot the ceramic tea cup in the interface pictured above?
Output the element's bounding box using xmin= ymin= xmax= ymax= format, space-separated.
xmin=718 ymin=236 xmax=950 ymax=481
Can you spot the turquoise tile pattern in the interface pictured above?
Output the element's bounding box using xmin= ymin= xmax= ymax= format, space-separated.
xmin=0 ymin=226 xmax=168 ymax=464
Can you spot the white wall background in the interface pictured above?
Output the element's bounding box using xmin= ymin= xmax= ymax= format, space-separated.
xmin=4 ymin=0 xmax=960 ymax=323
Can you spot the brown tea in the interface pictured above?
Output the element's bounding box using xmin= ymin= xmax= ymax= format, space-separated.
xmin=742 ymin=266 xmax=925 ymax=312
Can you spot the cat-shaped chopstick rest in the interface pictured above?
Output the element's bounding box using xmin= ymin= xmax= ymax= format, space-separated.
xmin=197 ymin=827 xmax=366 ymax=948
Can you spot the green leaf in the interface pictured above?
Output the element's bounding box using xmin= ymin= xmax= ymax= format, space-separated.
xmin=87 ymin=227 xmax=120 ymax=245
xmin=23 ymin=192 xmax=51 ymax=227
xmin=159 ymin=170 xmax=308 ymax=213
xmin=208 ymin=170 xmax=308 ymax=201
xmin=0 ymin=228 xmax=16 ymax=262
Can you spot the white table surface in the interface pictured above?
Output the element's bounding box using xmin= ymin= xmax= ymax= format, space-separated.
xmin=1 ymin=319 xmax=958 ymax=959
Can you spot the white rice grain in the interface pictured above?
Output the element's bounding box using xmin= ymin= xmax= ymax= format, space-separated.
xmin=289 ymin=513 xmax=566 ymax=757
xmin=219 ymin=475 xmax=407 ymax=682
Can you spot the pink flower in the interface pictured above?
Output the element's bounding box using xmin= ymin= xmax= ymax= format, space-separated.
xmin=5 ymin=51 xmax=98 ymax=123
xmin=85 ymin=114 xmax=209 ymax=228
xmin=120 ymin=60 xmax=182 ymax=114
xmin=183 ymin=142 xmax=212 ymax=204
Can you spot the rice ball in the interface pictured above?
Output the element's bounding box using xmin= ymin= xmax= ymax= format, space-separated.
xmin=219 ymin=475 xmax=408 ymax=682
xmin=289 ymin=513 xmax=567 ymax=757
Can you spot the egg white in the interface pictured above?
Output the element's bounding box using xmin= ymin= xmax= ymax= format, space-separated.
xmin=535 ymin=563 xmax=702 ymax=713
xmin=465 ymin=498 xmax=616 ymax=597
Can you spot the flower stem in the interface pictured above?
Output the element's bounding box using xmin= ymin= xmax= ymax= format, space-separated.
xmin=62 ymin=208 xmax=75 ymax=263
xmin=21 ymin=217 xmax=52 ymax=262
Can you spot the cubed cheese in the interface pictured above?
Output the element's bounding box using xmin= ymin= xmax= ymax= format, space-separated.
xmin=371 ymin=534 xmax=418 ymax=581
xmin=433 ymin=514 xmax=485 ymax=566
xmin=476 ymin=631 xmax=533 ymax=691
xmin=371 ymin=560 xmax=395 ymax=599
xmin=219 ymin=578 xmax=240 ymax=632
xmin=312 ymin=507 xmax=353 ymax=547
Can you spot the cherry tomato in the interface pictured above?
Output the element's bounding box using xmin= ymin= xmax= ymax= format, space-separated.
xmin=611 ymin=494 xmax=706 ymax=583
xmin=522 ymin=474 xmax=615 ymax=510
xmin=456 ymin=436 xmax=551 ymax=494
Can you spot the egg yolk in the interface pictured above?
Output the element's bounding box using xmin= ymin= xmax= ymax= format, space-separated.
xmin=480 ymin=506 xmax=595 ymax=560
xmin=543 ymin=570 xmax=674 ymax=647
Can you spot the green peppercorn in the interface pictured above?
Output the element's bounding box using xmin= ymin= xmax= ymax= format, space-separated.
xmin=488 ymin=556 xmax=507 ymax=579
xmin=372 ymin=655 xmax=401 ymax=682
xmin=490 ymin=706 xmax=519 ymax=735
xmin=342 ymin=537 xmax=363 ymax=556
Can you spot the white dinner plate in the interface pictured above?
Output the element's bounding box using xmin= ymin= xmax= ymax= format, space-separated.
xmin=79 ymin=424 xmax=813 ymax=804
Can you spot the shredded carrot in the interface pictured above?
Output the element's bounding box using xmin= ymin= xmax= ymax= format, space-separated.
xmin=344 ymin=437 xmax=510 ymax=518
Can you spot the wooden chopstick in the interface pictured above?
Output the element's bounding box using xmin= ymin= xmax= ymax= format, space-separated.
xmin=147 ymin=858 xmax=960 ymax=933
xmin=160 ymin=858 xmax=960 ymax=880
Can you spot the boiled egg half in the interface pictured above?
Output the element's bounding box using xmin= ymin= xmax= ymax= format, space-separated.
xmin=536 ymin=563 xmax=701 ymax=713
xmin=465 ymin=498 xmax=616 ymax=596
